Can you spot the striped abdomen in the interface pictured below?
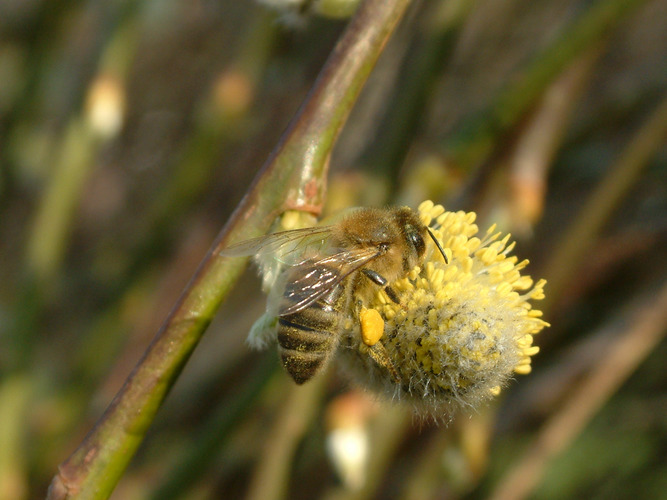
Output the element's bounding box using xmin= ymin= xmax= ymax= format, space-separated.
xmin=277 ymin=276 xmax=348 ymax=384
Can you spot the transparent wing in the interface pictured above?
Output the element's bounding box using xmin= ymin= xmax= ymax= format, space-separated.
xmin=279 ymin=246 xmax=380 ymax=316
xmin=220 ymin=226 xmax=333 ymax=266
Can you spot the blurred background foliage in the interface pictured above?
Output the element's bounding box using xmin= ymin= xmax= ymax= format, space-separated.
xmin=0 ymin=0 xmax=666 ymax=499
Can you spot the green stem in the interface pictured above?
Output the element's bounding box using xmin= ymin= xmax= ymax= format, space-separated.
xmin=47 ymin=0 xmax=414 ymax=498
xmin=26 ymin=119 xmax=102 ymax=284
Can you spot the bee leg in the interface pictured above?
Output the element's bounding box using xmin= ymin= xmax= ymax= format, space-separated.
xmin=383 ymin=286 xmax=401 ymax=305
xmin=362 ymin=269 xmax=387 ymax=286
xmin=361 ymin=269 xmax=401 ymax=305
xmin=359 ymin=307 xmax=401 ymax=383
xmin=367 ymin=342 xmax=401 ymax=384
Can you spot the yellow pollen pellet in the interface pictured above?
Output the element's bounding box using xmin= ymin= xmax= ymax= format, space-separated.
xmin=360 ymin=308 xmax=384 ymax=346
xmin=489 ymin=386 xmax=502 ymax=396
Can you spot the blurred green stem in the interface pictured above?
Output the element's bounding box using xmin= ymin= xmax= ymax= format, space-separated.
xmin=444 ymin=0 xmax=649 ymax=170
xmin=245 ymin=375 xmax=327 ymax=500
xmin=26 ymin=119 xmax=102 ymax=284
xmin=47 ymin=0 xmax=414 ymax=498
xmin=0 ymin=375 xmax=30 ymax=500
xmin=25 ymin=5 xmax=136 ymax=287
xmin=0 ymin=0 xmax=78 ymax=186
xmin=11 ymin=13 xmax=138 ymax=369
xmin=501 ymin=44 xmax=602 ymax=233
xmin=541 ymin=92 xmax=667 ymax=314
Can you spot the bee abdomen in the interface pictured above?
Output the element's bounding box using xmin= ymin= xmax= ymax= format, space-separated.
xmin=278 ymin=318 xmax=332 ymax=350
xmin=277 ymin=310 xmax=339 ymax=384
xmin=280 ymin=349 xmax=327 ymax=385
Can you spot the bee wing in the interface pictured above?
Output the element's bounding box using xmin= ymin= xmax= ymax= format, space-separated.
xmin=279 ymin=247 xmax=380 ymax=316
xmin=220 ymin=226 xmax=333 ymax=266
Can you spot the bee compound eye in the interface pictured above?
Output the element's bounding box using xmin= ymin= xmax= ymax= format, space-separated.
xmin=409 ymin=231 xmax=425 ymax=257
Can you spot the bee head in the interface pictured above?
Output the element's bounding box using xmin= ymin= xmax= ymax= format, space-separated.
xmin=335 ymin=207 xmax=431 ymax=280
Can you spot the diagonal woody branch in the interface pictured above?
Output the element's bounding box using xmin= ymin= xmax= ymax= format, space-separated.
xmin=48 ymin=1 xmax=414 ymax=498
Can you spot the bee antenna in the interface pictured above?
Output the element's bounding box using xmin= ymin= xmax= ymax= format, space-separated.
xmin=427 ymin=227 xmax=449 ymax=264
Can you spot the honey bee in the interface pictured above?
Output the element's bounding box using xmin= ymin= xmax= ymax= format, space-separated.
xmin=222 ymin=206 xmax=448 ymax=385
